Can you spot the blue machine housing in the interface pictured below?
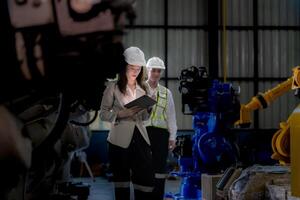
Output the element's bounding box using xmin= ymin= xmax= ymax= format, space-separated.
xmin=171 ymin=79 xmax=240 ymax=200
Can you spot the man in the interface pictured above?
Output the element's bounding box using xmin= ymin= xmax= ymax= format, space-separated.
xmin=145 ymin=57 xmax=177 ymax=200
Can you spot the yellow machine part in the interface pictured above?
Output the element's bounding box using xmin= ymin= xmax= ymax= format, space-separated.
xmin=262 ymin=77 xmax=293 ymax=105
xmin=235 ymin=98 xmax=261 ymax=126
xmin=271 ymin=120 xmax=290 ymax=164
xmin=235 ymin=66 xmax=300 ymax=127
xmin=235 ymin=78 xmax=293 ymax=126
xmin=290 ymin=104 xmax=300 ymax=197
xmin=292 ymin=67 xmax=300 ymax=89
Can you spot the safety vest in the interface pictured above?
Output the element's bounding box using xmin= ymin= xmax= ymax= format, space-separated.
xmin=149 ymin=85 xmax=168 ymax=129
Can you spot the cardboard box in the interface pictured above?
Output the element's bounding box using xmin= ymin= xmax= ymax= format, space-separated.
xmin=202 ymin=174 xmax=223 ymax=200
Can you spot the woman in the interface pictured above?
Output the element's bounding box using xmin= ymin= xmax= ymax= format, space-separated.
xmin=100 ymin=47 xmax=154 ymax=200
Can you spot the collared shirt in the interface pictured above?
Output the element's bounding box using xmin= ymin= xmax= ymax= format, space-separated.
xmin=122 ymin=83 xmax=143 ymax=105
xmin=146 ymin=82 xmax=178 ymax=141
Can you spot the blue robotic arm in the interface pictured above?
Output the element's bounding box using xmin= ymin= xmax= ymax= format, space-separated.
xmin=171 ymin=67 xmax=240 ymax=200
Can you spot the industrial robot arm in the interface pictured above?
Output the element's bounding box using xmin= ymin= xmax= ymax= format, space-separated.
xmin=235 ymin=66 xmax=300 ymax=127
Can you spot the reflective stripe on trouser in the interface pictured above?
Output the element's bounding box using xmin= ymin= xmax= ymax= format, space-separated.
xmin=155 ymin=173 xmax=168 ymax=179
xmin=108 ymin=127 xmax=154 ymax=200
xmin=113 ymin=181 xmax=130 ymax=188
xmin=147 ymin=126 xmax=170 ymax=200
xmin=133 ymin=183 xmax=153 ymax=192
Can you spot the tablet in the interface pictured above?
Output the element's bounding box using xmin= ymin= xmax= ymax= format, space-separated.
xmin=124 ymin=95 xmax=157 ymax=109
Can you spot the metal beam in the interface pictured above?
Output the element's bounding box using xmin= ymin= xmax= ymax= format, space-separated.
xmin=164 ymin=77 xmax=289 ymax=81
xmin=126 ymin=25 xmax=300 ymax=31
xmin=208 ymin=0 xmax=219 ymax=78
xmin=164 ymin=0 xmax=168 ymax=87
xmin=253 ymin=0 xmax=259 ymax=129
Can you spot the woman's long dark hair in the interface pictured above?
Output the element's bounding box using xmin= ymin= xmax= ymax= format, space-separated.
xmin=117 ymin=64 xmax=147 ymax=95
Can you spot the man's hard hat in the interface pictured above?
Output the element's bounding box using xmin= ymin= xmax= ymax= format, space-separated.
xmin=123 ymin=47 xmax=146 ymax=66
xmin=146 ymin=57 xmax=165 ymax=70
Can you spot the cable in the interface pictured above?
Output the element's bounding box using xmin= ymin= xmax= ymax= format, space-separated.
xmin=70 ymin=110 xmax=98 ymax=126
xmin=33 ymin=93 xmax=70 ymax=155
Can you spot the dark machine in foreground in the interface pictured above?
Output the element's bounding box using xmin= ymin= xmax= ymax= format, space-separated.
xmin=0 ymin=0 xmax=136 ymax=199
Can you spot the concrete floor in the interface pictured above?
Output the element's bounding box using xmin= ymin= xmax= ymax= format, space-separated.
xmin=74 ymin=177 xmax=181 ymax=200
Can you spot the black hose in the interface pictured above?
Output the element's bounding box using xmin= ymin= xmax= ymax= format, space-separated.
xmin=33 ymin=93 xmax=70 ymax=156
xmin=69 ymin=110 xmax=98 ymax=126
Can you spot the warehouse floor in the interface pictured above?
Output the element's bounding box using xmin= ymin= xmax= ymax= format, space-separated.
xmin=74 ymin=177 xmax=181 ymax=200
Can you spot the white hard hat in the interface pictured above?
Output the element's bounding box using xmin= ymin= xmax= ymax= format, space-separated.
xmin=146 ymin=57 xmax=165 ymax=69
xmin=123 ymin=47 xmax=146 ymax=66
